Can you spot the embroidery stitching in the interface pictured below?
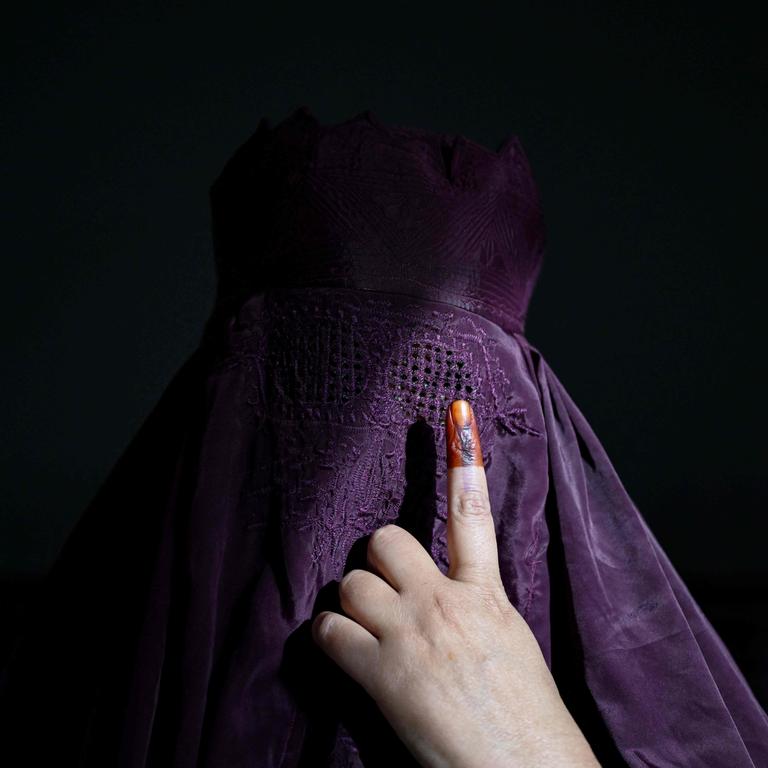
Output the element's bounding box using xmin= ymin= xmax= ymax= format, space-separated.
xmin=218 ymin=288 xmax=543 ymax=573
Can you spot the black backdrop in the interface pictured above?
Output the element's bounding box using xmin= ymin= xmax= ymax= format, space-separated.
xmin=3 ymin=2 xmax=766 ymax=703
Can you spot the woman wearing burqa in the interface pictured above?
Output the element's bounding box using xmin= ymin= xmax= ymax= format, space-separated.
xmin=2 ymin=106 xmax=766 ymax=767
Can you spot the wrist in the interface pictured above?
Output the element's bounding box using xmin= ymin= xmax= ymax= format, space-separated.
xmin=458 ymin=696 xmax=601 ymax=768
xmin=502 ymin=703 xmax=601 ymax=768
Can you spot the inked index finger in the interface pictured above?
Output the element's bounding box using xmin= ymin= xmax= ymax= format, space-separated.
xmin=445 ymin=400 xmax=502 ymax=586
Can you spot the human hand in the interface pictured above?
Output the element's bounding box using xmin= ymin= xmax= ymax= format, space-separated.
xmin=312 ymin=399 xmax=601 ymax=768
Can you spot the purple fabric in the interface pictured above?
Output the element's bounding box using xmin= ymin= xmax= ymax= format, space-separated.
xmin=2 ymin=106 xmax=767 ymax=766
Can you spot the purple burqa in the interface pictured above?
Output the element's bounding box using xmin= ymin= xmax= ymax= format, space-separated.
xmin=2 ymin=106 xmax=767 ymax=767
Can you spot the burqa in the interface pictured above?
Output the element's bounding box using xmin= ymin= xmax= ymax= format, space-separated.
xmin=2 ymin=106 xmax=767 ymax=767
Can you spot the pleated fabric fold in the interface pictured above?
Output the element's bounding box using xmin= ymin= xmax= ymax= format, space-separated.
xmin=519 ymin=336 xmax=768 ymax=767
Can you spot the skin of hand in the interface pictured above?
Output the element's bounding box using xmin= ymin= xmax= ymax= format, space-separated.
xmin=311 ymin=399 xmax=601 ymax=768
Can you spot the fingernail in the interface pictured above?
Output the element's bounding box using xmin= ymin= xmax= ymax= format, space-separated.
xmin=446 ymin=400 xmax=483 ymax=468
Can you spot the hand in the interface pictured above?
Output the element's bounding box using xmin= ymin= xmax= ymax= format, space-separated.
xmin=312 ymin=399 xmax=601 ymax=768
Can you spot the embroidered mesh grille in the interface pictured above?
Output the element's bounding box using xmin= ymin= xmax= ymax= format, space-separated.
xmin=225 ymin=290 xmax=509 ymax=430
xmin=211 ymin=287 xmax=542 ymax=571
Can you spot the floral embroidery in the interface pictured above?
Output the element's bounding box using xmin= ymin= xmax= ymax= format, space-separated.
xmin=215 ymin=286 xmax=542 ymax=573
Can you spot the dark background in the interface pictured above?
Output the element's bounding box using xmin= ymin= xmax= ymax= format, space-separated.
xmin=2 ymin=2 xmax=766 ymax=703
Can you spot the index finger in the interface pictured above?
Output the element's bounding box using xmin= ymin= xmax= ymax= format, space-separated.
xmin=445 ymin=399 xmax=502 ymax=586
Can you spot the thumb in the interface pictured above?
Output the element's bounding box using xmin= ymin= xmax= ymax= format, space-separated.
xmin=445 ymin=400 xmax=502 ymax=586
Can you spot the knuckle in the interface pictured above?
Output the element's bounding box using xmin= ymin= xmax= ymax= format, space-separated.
xmin=480 ymin=583 xmax=513 ymax=614
xmin=454 ymin=561 xmax=496 ymax=585
xmin=429 ymin=588 xmax=463 ymax=629
xmin=314 ymin=612 xmax=336 ymax=643
xmin=369 ymin=523 xmax=399 ymax=551
xmin=481 ymin=583 xmax=522 ymax=625
xmin=339 ymin=568 xmax=365 ymax=595
xmin=457 ymin=489 xmax=490 ymax=519
xmin=338 ymin=570 xmax=367 ymax=612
